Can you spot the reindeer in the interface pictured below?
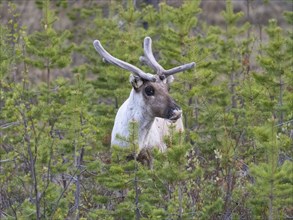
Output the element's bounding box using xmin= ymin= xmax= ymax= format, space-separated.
xmin=93 ymin=37 xmax=195 ymax=152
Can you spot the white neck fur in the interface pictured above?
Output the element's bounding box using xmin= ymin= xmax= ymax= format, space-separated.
xmin=111 ymin=89 xmax=156 ymax=149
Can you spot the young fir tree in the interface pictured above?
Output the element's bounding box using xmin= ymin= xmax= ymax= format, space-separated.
xmin=211 ymin=1 xmax=253 ymax=218
xmin=0 ymin=0 xmax=89 ymax=218
xmin=0 ymin=3 xmax=26 ymax=218
xmin=178 ymin=0 xmax=254 ymax=218
xmin=248 ymin=121 xmax=293 ymax=219
xmin=86 ymin=121 xmax=153 ymax=219
xmin=24 ymin=0 xmax=72 ymax=89
xmin=247 ymin=17 xmax=293 ymax=219
xmin=0 ymin=2 xmax=27 ymax=81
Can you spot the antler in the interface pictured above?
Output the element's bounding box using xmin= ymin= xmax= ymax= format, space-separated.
xmin=139 ymin=37 xmax=195 ymax=76
xmin=93 ymin=40 xmax=156 ymax=82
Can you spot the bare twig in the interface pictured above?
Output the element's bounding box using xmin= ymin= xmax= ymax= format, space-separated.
xmin=0 ymin=158 xmax=15 ymax=163
xmin=19 ymin=108 xmax=41 ymax=220
xmin=0 ymin=121 xmax=20 ymax=129
xmin=50 ymin=168 xmax=81 ymax=220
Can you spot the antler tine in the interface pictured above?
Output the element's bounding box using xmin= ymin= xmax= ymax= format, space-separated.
xmin=140 ymin=37 xmax=165 ymax=75
xmin=93 ymin=40 xmax=156 ymax=82
xmin=140 ymin=36 xmax=196 ymax=76
xmin=164 ymin=62 xmax=196 ymax=76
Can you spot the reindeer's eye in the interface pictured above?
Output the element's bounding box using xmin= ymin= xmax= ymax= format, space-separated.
xmin=145 ymin=86 xmax=155 ymax=96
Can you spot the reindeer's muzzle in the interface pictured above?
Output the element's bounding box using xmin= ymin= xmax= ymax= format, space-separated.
xmin=167 ymin=104 xmax=182 ymax=122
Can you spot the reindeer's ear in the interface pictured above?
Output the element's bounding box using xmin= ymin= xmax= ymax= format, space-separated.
xmin=129 ymin=74 xmax=144 ymax=89
xmin=166 ymin=75 xmax=174 ymax=84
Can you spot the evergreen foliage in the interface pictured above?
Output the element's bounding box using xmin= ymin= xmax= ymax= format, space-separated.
xmin=0 ymin=0 xmax=292 ymax=219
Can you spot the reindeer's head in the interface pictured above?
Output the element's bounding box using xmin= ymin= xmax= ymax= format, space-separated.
xmin=93 ymin=37 xmax=195 ymax=122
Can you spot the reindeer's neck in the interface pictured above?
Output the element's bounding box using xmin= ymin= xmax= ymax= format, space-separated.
xmin=111 ymin=89 xmax=155 ymax=149
xmin=127 ymin=90 xmax=154 ymax=147
xmin=111 ymin=89 xmax=169 ymax=151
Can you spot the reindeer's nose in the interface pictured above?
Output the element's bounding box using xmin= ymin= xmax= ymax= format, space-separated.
xmin=167 ymin=102 xmax=182 ymax=122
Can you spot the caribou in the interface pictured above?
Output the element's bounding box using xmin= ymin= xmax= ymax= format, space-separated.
xmin=93 ymin=37 xmax=195 ymax=152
